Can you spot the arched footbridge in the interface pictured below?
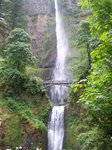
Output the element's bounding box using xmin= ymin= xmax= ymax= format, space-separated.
xmin=43 ymin=80 xmax=73 ymax=88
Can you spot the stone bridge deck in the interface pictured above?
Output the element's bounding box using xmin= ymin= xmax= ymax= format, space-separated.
xmin=43 ymin=80 xmax=72 ymax=87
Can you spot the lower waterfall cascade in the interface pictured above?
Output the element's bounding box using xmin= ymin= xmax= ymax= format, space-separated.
xmin=48 ymin=106 xmax=65 ymax=150
xmin=47 ymin=0 xmax=70 ymax=150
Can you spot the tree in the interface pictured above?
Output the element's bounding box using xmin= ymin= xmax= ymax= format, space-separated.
xmin=74 ymin=20 xmax=100 ymax=78
xmin=9 ymin=0 xmax=27 ymax=29
xmin=0 ymin=0 xmax=11 ymax=18
xmin=3 ymin=28 xmax=35 ymax=92
xmin=77 ymin=0 xmax=112 ymax=149
xmin=76 ymin=20 xmax=92 ymax=69
xmin=0 ymin=0 xmax=27 ymax=57
xmin=5 ymin=28 xmax=35 ymax=72
xmin=0 ymin=0 xmax=27 ymax=31
xmin=79 ymin=32 xmax=112 ymax=149
xmin=81 ymin=0 xmax=112 ymax=35
xmin=0 ymin=0 xmax=11 ymax=36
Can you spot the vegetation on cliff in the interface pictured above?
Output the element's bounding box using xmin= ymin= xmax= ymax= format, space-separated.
xmin=66 ymin=0 xmax=112 ymax=150
xmin=0 ymin=0 xmax=50 ymax=149
xmin=0 ymin=0 xmax=112 ymax=150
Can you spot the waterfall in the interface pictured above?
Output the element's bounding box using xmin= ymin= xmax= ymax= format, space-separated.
xmin=48 ymin=106 xmax=65 ymax=150
xmin=51 ymin=0 xmax=69 ymax=105
xmin=48 ymin=0 xmax=69 ymax=149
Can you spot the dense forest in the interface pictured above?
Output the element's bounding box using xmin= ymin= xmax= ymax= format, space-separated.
xmin=65 ymin=0 xmax=112 ymax=150
xmin=0 ymin=0 xmax=112 ymax=150
xmin=0 ymin=0 xmax=51 ymax=149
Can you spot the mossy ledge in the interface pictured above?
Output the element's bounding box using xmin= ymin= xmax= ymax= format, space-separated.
xmin=0 ymin=93 xmax=51 ymax=150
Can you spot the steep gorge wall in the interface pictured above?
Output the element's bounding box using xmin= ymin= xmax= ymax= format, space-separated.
xmin=61 ymin=1 xmax=90 ymax=150
xmin=24 ymin=0 xmax=83 ymax=80
xmin=24 ymin=0 xmax=56 ymax=80
xmin=0 ymin=1 xmax=55 ymax=149
xmin=24 ymin=1 xmax=87 ymax=149
xmin=24 ymin=1 xmax=89 ymax=150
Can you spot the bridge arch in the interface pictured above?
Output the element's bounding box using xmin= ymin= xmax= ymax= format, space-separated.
xmin=43 ymin=80 xmax=72 ymax=88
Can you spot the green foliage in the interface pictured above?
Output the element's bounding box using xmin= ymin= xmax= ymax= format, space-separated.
xmin=20 ymin=106 xmax=46 ymax=131
xmin=5 ymin=28 xmax=35 ymax=72
xmin=78 ymin=127 xmax=112 ymax=150
xmin=65 ymin=126 xmax=81 ymax=150
xmin=38 ymin=106 xmax=51 ymax=123
xmin=4 ymin=116 xmax=23 ymax=149
xmin=2 ymin=28 xmax=36 ymax=95
xmin=69 ymin=80 xmax=87 ymax=118
xmin=5 ymin=42 xmax=33 ymax=70
xmin=7 ymin=98 xmax=18 ymax=111
xmin=0 ymin=0 xmax=27 ymax=31
xmin=69 ymin=0 xmax=112 ymax=149
xmin=6 ymin=97 xmax=47 ymax=131
xmin=0 ymin=89 xmax=51 ymax=148
xmin=71 ymin=79 xmax=87 ymax=95
xmin=74 ymin=0 xmax=112 ymax=149
xmin=70 ymin=52 xmax=89 ymax=78
xmin=0 ymin=0 xmax=11 ymax=37
xmin=75 ymin=20 xmax=93 ymax=69
xmin=76 ymin=20 xmax=91 ymax=47
xmin=1 ymin=28 xmax=46 ymax=98
xmin=3 ymin=68 xmax=27 ymax=91
xmin=0 ymin=91 xmax=50 ymax=149
xmin=9 ymin=0 xmax=27 ymax=29
xmin=79 ymin=33 xmax=112 ymax=134
xmin=26 ymin=77 xmax=46 ymax=94
xmin=69 ymin=20 xmax=91 ymax=78
xmin=0 ymin=57 xmax=5 ymax=71
xmin=81 ymin=0 xmax=112 ymax=35
xmin=7 ymin=28 xmax=31 ymax=43
xmin=0 ymin=2 xmax=50 ymax=149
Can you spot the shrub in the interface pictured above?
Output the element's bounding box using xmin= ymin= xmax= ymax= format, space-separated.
xmin=78 ymin=127 xmax=112 ymax=150
xmin=3 ymin=68 xmax=27 ymax=90
xmin=7 ymin=98 xmax=18 ymax=112
xmin=26 ymin=77 xmax=46 ymax=94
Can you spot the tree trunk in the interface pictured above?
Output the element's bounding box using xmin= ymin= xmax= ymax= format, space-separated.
xmin=87 ymin=43 xmax=91 ymax=69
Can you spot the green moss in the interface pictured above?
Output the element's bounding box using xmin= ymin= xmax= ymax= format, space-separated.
xmin=31 ymin=15 xmax=37 ymax=21
xmin=0 ymin=92 xmax=51 ymax=149
xmin=44 ymin=32 xmax=52 ymax=42
xmin=65 ymin=106 xmax=81 ymax=150
xmin=0 ymin=58 xmax=5 ymax=73
xmin=4 ymin=116 xmax=23 ymax=149
xmin=47 ymin=17 xmax=55 ymax=28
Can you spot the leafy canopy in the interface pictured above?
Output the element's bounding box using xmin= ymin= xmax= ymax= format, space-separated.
xmin=81 ymin=0 xmax=112 ymax=36
xmin=5 ymin=28 xmax=35 ymax=72
xmin=71 ymin=0 xmax=112 ymax=149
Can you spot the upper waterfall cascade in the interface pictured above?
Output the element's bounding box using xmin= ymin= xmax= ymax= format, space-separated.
xmin=51 ymin=0 xmax=69 ymax=105
xmin=48 ymin=0 xmax=70 ymax=150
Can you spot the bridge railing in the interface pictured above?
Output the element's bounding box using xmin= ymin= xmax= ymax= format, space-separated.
xmin=43 ymin=80 xmax=73 ymax=87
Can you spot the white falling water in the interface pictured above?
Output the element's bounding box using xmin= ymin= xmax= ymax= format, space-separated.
xmin=51 ymin=0 xmax=69 ymax=105
xmin=48 ymin=0 xmax=69 ymax=150
xmin=48 ymin=106 xmax=65 ymax=150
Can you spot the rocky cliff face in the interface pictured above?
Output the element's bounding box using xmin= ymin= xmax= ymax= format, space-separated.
xmin=22 ymin=1 xmax=88 ymax=149
xmin=0 ymin=0 xmax=89 ymax=149
xmin=24 ymin=0 xmax=52 ymax=15
xmin=24 ymin=0 xmax=56 ymax=80
xmin=23 ymin=0 xmax=83 ymax=80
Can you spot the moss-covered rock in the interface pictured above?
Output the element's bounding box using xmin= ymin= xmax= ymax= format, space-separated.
xmin=0 ymin=93 xmax=51 ymax=150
